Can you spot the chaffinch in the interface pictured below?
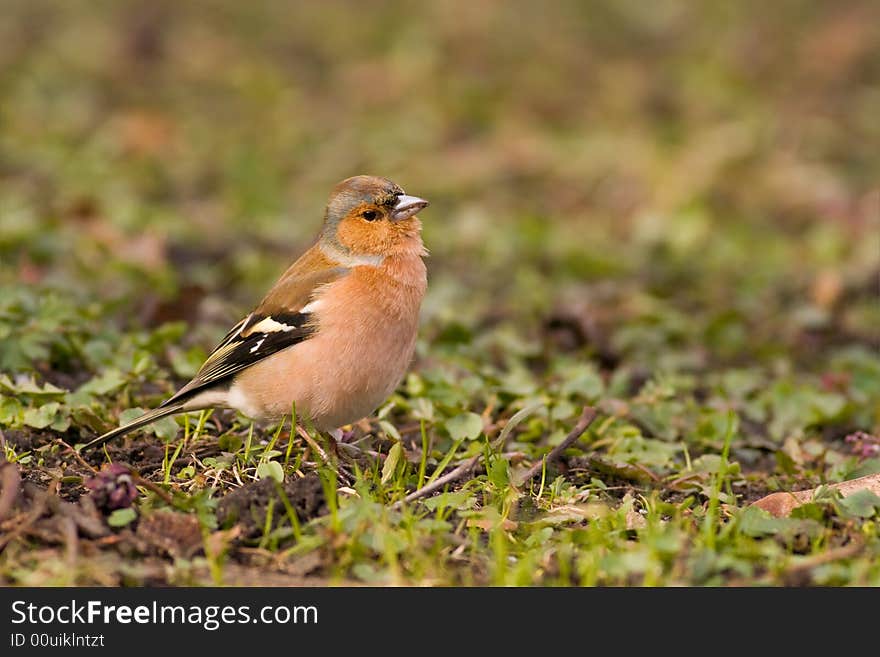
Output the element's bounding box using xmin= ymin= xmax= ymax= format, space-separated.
xmin=84 ymin=175 xmax=428 ymax=450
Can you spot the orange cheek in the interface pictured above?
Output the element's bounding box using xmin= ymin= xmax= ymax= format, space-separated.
xmin=336 ymin=218 xmax=391 ymax=254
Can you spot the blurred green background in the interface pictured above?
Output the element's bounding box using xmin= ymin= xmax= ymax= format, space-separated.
xmin=3 ymin=0 xmax=876 ymax=351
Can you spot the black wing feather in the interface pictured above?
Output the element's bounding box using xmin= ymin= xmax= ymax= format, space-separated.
xmin=159 ymin=310 xmax=314 ymax=408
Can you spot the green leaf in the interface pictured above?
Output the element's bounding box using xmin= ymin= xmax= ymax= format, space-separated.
xmin=411 ymin=397 xmax=434 ymax=421
xmin=379 ymin=420 xmax=401 ymax=441
xmin=78 ymin=369 xmax=127 ymax=396
xmin=107 ymin=508 xmax=137 ymax=527
xmin=524 ymin=526 xmax=554 ymax=548
xmin=423 ymin=489 xmax=476 ymax=511
xmin=257 ymin=460 xmax=284 ymax=483
xmin=170 ymin=346 xmax=206 ymax=379
xmin=119 ymin=408 xmax=148 ymax=425
xmin=446 ymin=412 xmax=483 ymax=441
xmin=381 ymin=441 xmax=403 ymax=484
xmin=811 ymin=392 xmax=846 ymax=420
xmin=850 ymin=458 xmax=880 ymax=479
xmin=110 ymin=408 xmax=179 ymax=441
xmin=218 ymin=433 xmax=243 ymax=452
xmin=737 ymin=506 xmax=793 ymax=536
xmin=837 ymin=489 xmax=880 ymax=518
xmin=737 ymin=506 xmax=823 ymax=539
xmin=33 ymin=381 xmax=66 ymax=397
xmin=133 ymin=354 xmax=154 ymax=375
xmin=610 ymin=434 xmax=682 ymax=469
xmin=70 ymin=406 xmax=107 ymax=433
xmin=496 ymin=401 xmax=544 ymax=446
xmin=50 ymin=413 xmax=71 ymax=432
xmin=23 ymin=402 xmax=60 ymax=429
xmin=0 ymin=397 xmax=23 ymax=425
xmin=152 ymin=415 xmax=180 ymax=442
xmin=487 ymin=454 xmax=509 ymax=489
xmin=790 ymin=502 xmax=827 ymax=521
xmin=550 ymin=400 xmax=575 ymax=422
xmin=559 ymin=364 xmax=605 ymax=399
xmin=1 ymin=376 xmax=66 ymax=397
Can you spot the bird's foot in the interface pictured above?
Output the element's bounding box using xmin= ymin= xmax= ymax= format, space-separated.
xmin=324 ymin=428 xmax=359 ymax=486
xmin=326 ymin=428 xmax=369 ymax=464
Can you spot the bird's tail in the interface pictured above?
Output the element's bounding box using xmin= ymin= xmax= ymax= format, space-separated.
xmin=81 ymin=404 xmax=185 ymax=452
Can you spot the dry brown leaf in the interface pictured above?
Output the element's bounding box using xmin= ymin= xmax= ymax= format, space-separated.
xmin=115 ymin=110 xmax=175 ymax=156
xmin=751 ymin=472 xmax=880 ymax=517
xmin=540 ymin=503 xmax=610 ymax=525
xmin=282 ymin=550 xmax=326 ymax=577
xmin=0 ymin=461 xmax=21 ymax=522
xmin=810 ymin=269 xmax=843 ymax=309
xmin=625 ymin=510 xmax=647 ymax=530
xmin=466 ymin=517 xmax=518 ymax=531
xmin=204 ymin=526 xmax=242 ymax=560
xmin=135 ymin=510 xmax=202 ymax=558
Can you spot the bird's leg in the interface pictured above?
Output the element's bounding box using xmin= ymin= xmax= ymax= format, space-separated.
xmin=322 ymin=428 xmax=355 ymax=486
xmin=298 ymin=426 xmax=362 ymax=485
xmin=329 ymin=428 xmax=371 ymax=465
xmin=326 ymin=428 xmax=379 ymax=486
xmin=326 ymin=428 xmax=344 ymax=455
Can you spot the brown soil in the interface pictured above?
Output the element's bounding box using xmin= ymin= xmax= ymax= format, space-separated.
xmin=217 ymin=473 xmax=327 ymax=537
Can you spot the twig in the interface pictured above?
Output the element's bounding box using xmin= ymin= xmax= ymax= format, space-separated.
xmin=57 ymin=495 xmax=109 ymax=539
xmin=296 ymin=425 xmax=329 ymax=464
xmin=57 ymin=439 xmax=98 ymax=474
xmin=395 ymin=403 xmax=526 ymax=506
xmin=0 ymin=480 xmax=57 ymax=551
xmin=397 ymin=454 xmax=482 ymax=506
xmin=61 ymin=515 xmax=78 ymax=568
xmin=514 ymin=406 xmax=597 ymax=486
xmin=132 ymin=475 xmax=175 ymax=506
xmin=783 ymin=538 xmax=864 ymax=577
xmin=397 ymin=404 xmax=598 ymax=506
xmin=0 ymin=460 xmax=21 ymax=522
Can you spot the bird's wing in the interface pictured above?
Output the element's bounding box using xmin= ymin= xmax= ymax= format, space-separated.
xmin=160 ymin=246 xmax=347 ymax=407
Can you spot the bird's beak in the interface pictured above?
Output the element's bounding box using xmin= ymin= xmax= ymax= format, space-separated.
xmin=391 ymin=195 xmax=429 ymax=222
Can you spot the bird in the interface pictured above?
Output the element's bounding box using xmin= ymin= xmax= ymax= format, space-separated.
xmin=83 ymin=175 xmax=428 ymax=451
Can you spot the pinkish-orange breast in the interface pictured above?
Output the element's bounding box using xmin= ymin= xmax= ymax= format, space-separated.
xmin=232 ymin=253 xmax=427 ymax=429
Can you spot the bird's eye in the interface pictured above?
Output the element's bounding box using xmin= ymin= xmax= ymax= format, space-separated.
xmin=362 ymin=210 xmax=378 ymax=221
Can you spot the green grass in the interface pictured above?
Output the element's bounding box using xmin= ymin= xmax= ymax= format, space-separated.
xmin=0 ymin=0 xmax=879 ymax=586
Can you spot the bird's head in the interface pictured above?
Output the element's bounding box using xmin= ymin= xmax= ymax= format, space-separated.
xmin=320 ymin=175 xmax=428 ymax=261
